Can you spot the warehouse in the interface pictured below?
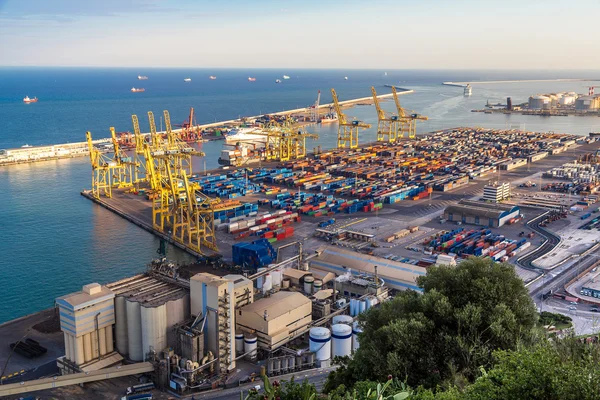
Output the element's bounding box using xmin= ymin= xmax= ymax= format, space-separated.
xmin=443 ymin=200 xmax=520 ymax=227
xmin=499 ymin=158 xmax=527 ymax=171
xmin=236 ymin=291 xmax=312 ymax=350
xmin=310 ymin=245 xmax=426 ymax=291
xmin=527 ymin=151 xmax=548 ymax=163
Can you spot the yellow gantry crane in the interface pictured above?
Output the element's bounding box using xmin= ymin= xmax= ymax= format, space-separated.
xmin=163 ymin=110 xmax=205 ymax=176
xmin=110 ymin=127 xmax=135 ymax=187
xmin=371 ymin=86 xmax=399 ymax=143
xmin=247 ymin=118 xmax=318 ymax=162
xmin=86 ymin=131 xmax=118 ymax=199
xmin=131 ymin=114 xmax=150 ymax=184
xmin=391 ymin=86 xmax=428 ymax=139
xmin=331 ymin=88 xmax=371 ymax=149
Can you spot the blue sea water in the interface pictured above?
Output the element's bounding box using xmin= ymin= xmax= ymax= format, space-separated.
xmin=1 ymin=67 xmax=600 ymax=323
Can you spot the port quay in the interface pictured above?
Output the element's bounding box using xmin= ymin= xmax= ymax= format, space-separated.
xmin=3 ymin=87 xmax=600 ymax=399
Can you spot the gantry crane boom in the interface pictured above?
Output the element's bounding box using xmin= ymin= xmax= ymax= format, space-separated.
xmin=371 ymin=86 xmax=397 ymax=143
xmin=148 ymin=111 xmax=162 ymax=150
xmin=391 ymin=86 xmax=428 ymax=139
xmin=131 ymin=114 xmax=148 ymax=184
xmin=331 ymin=88 xmax=371 ymax=149
xmin=86 ymin=131 xmax=116 ymax=199
xmin=110 ymin=127 xmax=134 ymax=187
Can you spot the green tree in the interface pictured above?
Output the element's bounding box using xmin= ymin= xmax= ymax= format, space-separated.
xmin=325 ymin=258 xmax=539 ymax=391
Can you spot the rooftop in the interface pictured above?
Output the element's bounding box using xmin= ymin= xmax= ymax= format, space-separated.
xmin=57 ymin=283 xmax=115 ymax=311
xmin=240 ymin=291 xmax=310 ymax=321
xmin=106 ymin=273 xmax=188 ymax=308
xmin=445 ymin=199 xmax=519 ymax=219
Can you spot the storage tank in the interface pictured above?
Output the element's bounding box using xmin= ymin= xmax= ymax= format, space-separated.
xmin=309 ymin=327 xmax=331 ymax=361
xmin=141 ymin=304 xmax=168 ymax=361
xmin=271 ymin=269 xmax=282 ymax=287
xmin=304 ymin=276 xmax=314 ymax=294
xmin=576 ymin=96 xmax=594 ymax=110
xmin=350 ymin=299 xmax=358 ymax=317
xmin=256 ymin=267 xmax=267 ymax=289
xmin=331 ymin=324 xmax=352 ymax=358
xmin=115 ymin=295 xmax=129 ymax=355
xmin=529 ymin=95 xmax=548 ymax=110
xmin=166 ymin=296 xmax=188 ymax=349
xmin=244 ymin=333 xmax=258 ymax=360
xmin=262 ymin=274 xmax=273 ymax=294
xmin=313 ymin=279 xmax=323 ymax=293
xmin=126 ymin=300 xmax=143 ymax=361
xmin=288 ymin=355 xmax=296 ymax=370
xmin=559 ymin=95 xmax=576 ymax=106
xmin=282 ymin=279 xmax=290 ymax=289
xmin=235 ymin=332 xmax=245 ymax=355
xmin=332 ymin=315 xmax=354 ymax=326
xmin=352 ymin=321 xmax=362 ymax=351
xmin=359 ymin=300 xmax=367 ymax=314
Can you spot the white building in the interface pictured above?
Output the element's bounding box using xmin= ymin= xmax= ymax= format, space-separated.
xmin=483 ymin=182 xmax=511 ymax=203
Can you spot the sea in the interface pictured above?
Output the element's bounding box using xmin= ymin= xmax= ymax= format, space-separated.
xmin=1 ymin=67 xmax=600 ymax=324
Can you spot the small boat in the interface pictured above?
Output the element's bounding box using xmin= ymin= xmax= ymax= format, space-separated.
xmin=184 ymin=78 xmax=192 ymax=82
xmin=138 ymin=75 xmax=148 ymax=80
xmin=209 ymin=76 xmax=217 ymax=80
xmin=248 ymin=77 xmax=256 ymax=82
xmin=384 ymin=72 xmax=387 ymax=76
xmin=275 ymin=79 xmax=282 ymax=84
xmin=131 ymin=87 xmax=145 ymax=92
xmin=23 ymin=96 xmax=38 ymax=103
xmin=283 ymin=75 xmax=290 ymax=80
xmin=21 ymin=144 xmax=32 ymax=148
xmin=344 ymin=76 xmax=348 ymax=80
xmin=464 ymin=84 xmax=472 ymax=96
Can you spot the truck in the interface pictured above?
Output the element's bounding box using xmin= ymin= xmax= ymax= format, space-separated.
xmin=318 ymin=218 xmax=336 ymax=228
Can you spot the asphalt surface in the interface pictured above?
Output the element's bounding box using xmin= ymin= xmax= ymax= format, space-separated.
xmin=518 ymin=210 xmax=561 ymax=273
xmin=191 ymin=366 xmax=337 ymax=400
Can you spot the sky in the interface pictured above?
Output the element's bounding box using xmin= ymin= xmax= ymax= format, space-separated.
xmin=1 ymin=0 xmax=599 ymax=69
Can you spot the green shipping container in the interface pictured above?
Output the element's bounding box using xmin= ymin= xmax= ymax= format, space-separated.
xmin=268 ymin=238 xmax=277 ymax=243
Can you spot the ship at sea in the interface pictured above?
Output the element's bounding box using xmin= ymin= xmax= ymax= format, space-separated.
xmin=209 ymin=76 xmax=217 ymax=80
xmin=184 ymin=78 xmax=192 ymax=82
xmin=137 ymin=75 xmax=148 ymax=80
xmin=464 ymin=84 xmax=472 ymax=96
xmin=131 ymin=87 xmax=145 ymax=93
xmin=344 ymin=76 xmax=348 ymax=80
xmin=248 ymin=77 xmax=256 ymax=82
xmin=23 ymin=96 xmax=38 ymax=103
xmin=275 ymin=79 xmax=282 ymax=84
xmin=224 ymin=127 xmax=267 ymax=144
xmin=283 ymin=75 xmax=290 ymax=80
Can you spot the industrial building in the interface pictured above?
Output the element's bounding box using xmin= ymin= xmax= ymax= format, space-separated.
xmin=528 ymin=92 xmax=578 ymax=110
xmin=443 ymin=200 xmax=520 ymax=227
xmin=499 ymin=158 xmax=527 ymax=171
xmin=582 ymin=279 xmax=600 ymax=299
xmin=483 ymin=182 xmax=511 ymax=203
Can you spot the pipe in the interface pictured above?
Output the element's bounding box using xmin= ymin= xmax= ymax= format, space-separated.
xmin=248 ymin=256 xmax=300 ymax=281
xmin=94 ymin=313 xmax=101 ymax=360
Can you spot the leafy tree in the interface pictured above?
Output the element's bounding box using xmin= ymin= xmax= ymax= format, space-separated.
xmin=538 ymin=311 xmax=572 ymax=327
xmin=325 ymin=258 xmax=539 ymax=391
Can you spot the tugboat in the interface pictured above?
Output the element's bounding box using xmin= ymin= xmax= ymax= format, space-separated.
xmin=23 ymin=96 xmax=38 ymax=103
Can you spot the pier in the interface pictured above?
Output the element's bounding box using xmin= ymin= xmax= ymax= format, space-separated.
xmin=443 ymin=78 xmax=597 ymax=87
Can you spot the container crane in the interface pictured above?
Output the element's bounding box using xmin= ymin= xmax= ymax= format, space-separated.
xmin=331 ymin=88 xmax=371 ymax=149
xmin=248 ymin=119 xmax=319 ymax=161
xmin=371 ymin=86 xmax=398 ymax=143
xmin=110 ymin=127 xmax=135 ymax=188
xmin=310 ymin=91 xmax=321 ymax=122
xmin=391 ymin=86 xmax=428 ymax=139
xmin=163 ymin=110 xmax=205 ymax=176
xmin=131 ymin=114 xmax=149 ymax=184
xmin=86 ymin=131 xmax=117 ymax=199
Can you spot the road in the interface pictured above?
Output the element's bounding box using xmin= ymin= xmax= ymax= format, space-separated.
xmin=540 ymin=297 xmax=600 ymax=336
xmin=518 ymin=210 xmax=560 ymax=273
xmin=190 ymin=366 xmax=337 ymax=400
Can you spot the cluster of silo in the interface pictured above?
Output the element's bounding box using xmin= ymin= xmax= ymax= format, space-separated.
xmin=108 ymin=275 xmax=190 ymax=362
xmin=530 ymin=92 xmax=580 ymax=110
xmin=349 ymin=296 xmax=378 ymax=317
xmin=528 ymin=95 xmax=551 ymax=110
xmin=266 ymin=352 xmax=316 ymax=376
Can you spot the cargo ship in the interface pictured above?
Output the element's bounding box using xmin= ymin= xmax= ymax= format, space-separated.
xmin=184 ymin=78 xmax=192 ymax=82
xmin=283 ymin=75 xmax=290 ymax=80
xmin=23 ymin=96 xmax=38 ymax=103
xmin=320 ymin=114 xmax=338 ymax=124
xmin=131 ymin=87 xmax=145 ymax=92
xmin=209 ymin=76 xmax=217 ymax=80
xmin=248 ymin=77 xmax=256 ymax=82
xmin=137 ymin=75 xmax=148 ymax=80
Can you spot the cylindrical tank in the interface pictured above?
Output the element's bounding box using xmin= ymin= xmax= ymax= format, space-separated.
xmin=332 ymin=324 xmax=352 ymax=358
xmin=300 ymin=262 xmax=309 ymax=271
xmin=313 ymin=279 xmax=323 ymax=293
xmin=281 ymin=279 xmax=290 ymax=289
xmin=126 ymin=300 xmax=143 ymax=361
xmin=256 ymin=267 xmax=267 ymax=289
xmin=263 ymin=274 xmax=273 ymax=294
xmin=166 ymin=296 xmax=188 ymax=349
xmin=141 ymin=304 xmax=168 ymax=361
xmin=352 ymin=321 xmax=362 ymax=351
xmin=115 ymin=296 xmax=129 ymax=355
xmin=304 ymin=276 xmax=314 ymax=294
xmin=349 ymin=299 xmax=357 ymax=317
xmin=271 ymin=269 xmax=282 ymax=287
xmin=244 ymin=333 xmax=258 ymax=360
xmin=296 ymin=355 xmax=303 ymax=369
xmin=309 ymin=327 xmax=331 ymax=361
xmin=235 ymin=332 xmax=244 ymax=355
xmin=332 ymin=315 xmax=353 ymax=326
xmin=305 ymin=352 xmax=315 ymax=366
xmin=281 ymin=357 xmax=288 ymax=372
xmin=359 ymin=300 xmax=366 ymax=314
xmin=273 ymin=358 xmax=281 ymax=373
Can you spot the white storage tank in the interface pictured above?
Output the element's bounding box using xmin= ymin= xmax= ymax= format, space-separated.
xmin=332 ymin=315 xmax=354 ymax=326
xmin=331 ymin=324 xmax=352 ymax=358
xmin=166 ymin=296 xmax=188 ymax=349
xmin=313 ymin=279 xmax=323 ymax=293
xmin=359 ymin=300 xmax=367 ymax=314
xmin=256 ymin=268 xmax=267 ymax=289
xmin=271 ymin=269 xmax=282 ymax=287
xmin=304 ymin=276 xmax=314 ymax=294
xmin=115 ymin=295 xmax=129 ymax=355
xmin=352 ymin=321 xmax=362 ymax=351
xmin=141 ymin=304 xmax=168 ymax=361
xmin=244 ymin=333 xmax=258 ymax=360
xmin=282 ymin=279 xmax=290 ymax=289
xmin=262 ymin=274 xmax=273 ymax=294
xmin=235 ymin=332 xmax=245 ymax=355
xmin=126 ymin=300 xmax=143 ymax=361
xmin=309 ymin=327 xmax=331 ymax=361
